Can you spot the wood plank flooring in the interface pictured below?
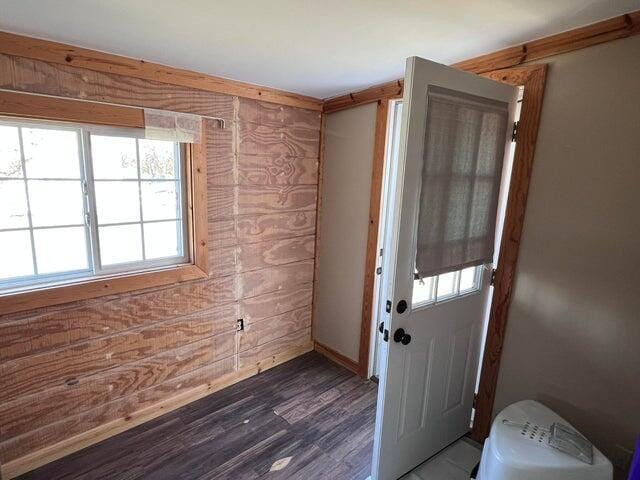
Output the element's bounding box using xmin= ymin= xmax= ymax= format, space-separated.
xmin=18 ymin=352 xmax=377 ymax=480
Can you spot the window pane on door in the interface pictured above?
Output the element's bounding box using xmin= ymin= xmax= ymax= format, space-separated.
xmin=144 ymin=221 xmax=181 ymax=260
xmin=459 ymin=266 xmax=479 ymax=292
xmin=412 ymin=276 xmax=435 ymax=306
xmin=94 ymin=181 xmax=141 ymax=224
xmin=99 ymin=224 xmax=143 ymax=266
xmin=0 ymin=125 xmax=22 ymax=177
xmin=22 ymin=128 xmax=81 ymax=178
xmin=28 ymin=180 xmax=85 ymax=227
xmin=0 ymin=230 xmax=33 ymax=280
xmin=33 ymin=227 xmax=88 ymax=274
xmin=91 ymin=135 xmax=138 ymax=179
xmin=0 ymin=180 xmax=29 ymax=229
xmin=436 ymin=271 xmax=458 ymax=299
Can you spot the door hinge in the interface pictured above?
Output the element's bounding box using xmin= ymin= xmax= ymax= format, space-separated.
xmin=490 ymin=268 xmax=497 ymax=286
xmin=511 ymin=121 xmax=520 ymax=142
xmin=236 ymin=318 xmax=244 ymax=332
xmin=473 ymin=393 xmax=478 ymax=409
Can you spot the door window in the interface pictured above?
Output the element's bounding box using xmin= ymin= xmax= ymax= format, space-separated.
xmin=411 ymin=265 xmax=483 ymax=307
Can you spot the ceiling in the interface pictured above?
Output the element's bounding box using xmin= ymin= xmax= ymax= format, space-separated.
xmin=1 ymin=0 xmax=638 ymax=99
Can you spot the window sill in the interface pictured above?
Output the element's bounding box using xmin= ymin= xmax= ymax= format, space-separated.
xmin=0 ymin=263 xmax=208 ymax=316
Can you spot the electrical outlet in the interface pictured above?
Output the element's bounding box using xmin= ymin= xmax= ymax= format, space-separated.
xmin=611 ymin=444 xmax=633 ymax=471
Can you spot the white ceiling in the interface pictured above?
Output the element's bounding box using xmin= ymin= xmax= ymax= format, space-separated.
xmin=1 ymin=0 xmax=638 ymax=99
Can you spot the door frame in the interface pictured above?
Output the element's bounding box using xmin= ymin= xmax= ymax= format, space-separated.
xmin=357 ymin=64 xmax=548 ymax=442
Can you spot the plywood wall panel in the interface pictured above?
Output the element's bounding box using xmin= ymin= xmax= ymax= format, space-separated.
xmin=238 ymin=327 xmax=311 ymax=369
xmin=238 ymin=98 xmax=321 ymax=130
xmin=207 ymin=186 xmax=237 ymax=220
xmin=236 ymin=211 xmax=316 ymax=244
xmin=0 ymin=332 xmax=235 ymax=440
xmin=238 ymin=236 xmax=315 ymax=272
xmin=238 ymin=306 xmax=311 ymax=352
xmin=0 ymin=54 xmax=235 ymax=123
xmin=0 ymin=46 xmax=320 ymax=471
xmin=238 ymin=122 xmax=320 ymax=159
xmin=0 ymin=312 xmax=237 ymax=403
xmin=0 ymin=356 xmax=237 ymax=464
xmin=237 ymin=185 xmax=317 ymax=215
xmin=209 ymin=245 xmax=238 ymax=278
xmin=240 ymin=283 xmax=313 ymax=323
xmin=208 ymin=218 xmax=238 ymax=248
xmin=238 ymin=154 xmax=317 ymax=185
xmin=239 ymin=260 xmax=314 ymax=299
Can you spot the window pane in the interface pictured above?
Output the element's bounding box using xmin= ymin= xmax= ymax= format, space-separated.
xmin=139 ymin=140 xmax=177 ymax=179
xmin=412 ymin=276 xmax=435 ymax=306
xmin=0 ymin=230 xmax=33 ymax=280
xmin=22 ymin=128 xmax=80 ymax=178
xmin=33 ymin=227 xmax=88 ymax=274
xmin=94 ymin=181 xmax=140 ymax=224
xmin=91 ymin=135 xmax=138 ymax=179
xmin=144 ymin=221 xmax=182 ymax=260
xmin=141 ymin=181 xmax=179 ymax=221
xmin=436 ymin=271 xmax=458 ymax=299
xmin=0 ymin=180 xmax=29 ymax=229
xmin=459 ymin=266 xmax=479 ymax=292
xmin=99 ymin=224 xmax=143 ymax=266
xmin=0 ymin=126 xmax=23 ymax=178
xmin=28 ymin=180 xmax=85 ymax=227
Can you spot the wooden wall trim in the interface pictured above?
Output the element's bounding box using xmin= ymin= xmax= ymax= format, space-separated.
xmin=322 ymin=10 xmax=640 ymax=113
xmin=314 ymin=341 xmax=359 ymax=375
xmin=471 ymin=64 xmax=548 ymax=442
xmin=310 ymin=114 xmax=327 ymax=342
xmin=0 ymin=31 xmax=323 ymax=111
xmin=0 ymin=90 xmax=145 ymax=128
xmin=453 ymin=10 xmax=640 ymax=74
xmin=0 ymin=343 xmax=313 ymax=480
xmin=357 ymin=99 xmax=390 ymax=378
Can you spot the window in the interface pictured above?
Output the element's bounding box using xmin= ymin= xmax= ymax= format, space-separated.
xmin=0 ymin=118 xmax=188 ymax=293
xmin=411 ymin=265 xmax=483 ymax=307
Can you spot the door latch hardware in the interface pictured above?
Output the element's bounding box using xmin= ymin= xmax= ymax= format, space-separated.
xmin=236 ymin=319 xmax=244 ymax=332
xmin=385 ymin=300 xmax=392 ymax=313
xmin=383 ymin=329 xmax=389 ymax=342
xmin=490 ymin=268 xmax=497 ymax=286
xmin=511 ymin=121 xmax=520 ymax=142
xmin=376 ymin=266 xmax=382 ymax=275
xmin=378 ymin=322 xmax=384 ymax=334
xmin=393 ymin=328 xmax=411 ymax=345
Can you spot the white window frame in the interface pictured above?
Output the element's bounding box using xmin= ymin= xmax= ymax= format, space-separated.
xmin=0 ymin=117 xmax=190 ymax=293
xmin=411 ymin=264 xmax=485 ymax=309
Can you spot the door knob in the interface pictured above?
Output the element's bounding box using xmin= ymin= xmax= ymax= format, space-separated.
xmin=396 ymin=300 xmax=408 ymax=314
xmin=393 ymin=328 xmax=411 ymax=345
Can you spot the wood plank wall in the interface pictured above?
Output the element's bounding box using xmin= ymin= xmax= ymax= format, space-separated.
xmin=0 ymin=52 xmax=321 ymax=473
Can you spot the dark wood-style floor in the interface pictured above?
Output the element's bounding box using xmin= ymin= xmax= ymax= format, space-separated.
xmin=19 ymin=352 xmax=377 ymax=480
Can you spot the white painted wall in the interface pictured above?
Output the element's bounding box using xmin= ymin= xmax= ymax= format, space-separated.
xmin=494 ymin=35 xmax=640 ymax=478
xmin=314 ymin=103 xmax=377 ymax=362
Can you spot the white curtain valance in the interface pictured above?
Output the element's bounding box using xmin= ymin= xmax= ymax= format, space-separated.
xmin=144 ymin=108 xmax=202 ymax=143
xmin=415 ymin=86 xmax=509 ymax=278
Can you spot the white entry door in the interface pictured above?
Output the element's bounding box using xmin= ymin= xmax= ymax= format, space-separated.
xmin=372 ymin=57 xmax=518 ymax=480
